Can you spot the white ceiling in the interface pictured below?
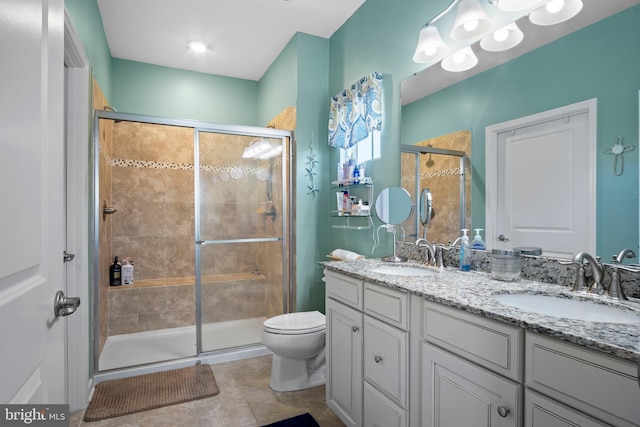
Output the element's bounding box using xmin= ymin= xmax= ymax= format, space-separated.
xmin=97 ymin=0 xmax=366 ymax=81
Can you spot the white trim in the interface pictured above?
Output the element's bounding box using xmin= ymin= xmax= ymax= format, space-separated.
xmin=485 ymin=98 xmax=597 ymax=254
xmin=64 ymin=9 xmax=91 ymax=412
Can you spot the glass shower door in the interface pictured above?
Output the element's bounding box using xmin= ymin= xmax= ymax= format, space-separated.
xmin=195 ymin=128 xmax=290 ymax=354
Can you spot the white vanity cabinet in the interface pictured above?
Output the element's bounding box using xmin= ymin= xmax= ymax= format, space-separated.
xmin=325 ymin=270 xmax=410 ymax=427
xmin=525 ymin=332 xmax=640 ymax=427
xmin=421 ymin=301 xmax=523 ymax=427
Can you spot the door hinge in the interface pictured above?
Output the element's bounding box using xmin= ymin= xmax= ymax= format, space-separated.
xmin=63 ymin=251 xmax=75 ymax=262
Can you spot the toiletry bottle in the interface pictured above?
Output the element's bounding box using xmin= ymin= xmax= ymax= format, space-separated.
xmin=348 ymin=152 xmax=356 ymax=179
xmin=337 ymin=162 xmax=344 ymax=183
xmin=470 ymin=228 xmax=486 ymax=250
xmin=109 ymin=256 xmax=121 ymax=286
xmin=459 ymin=229 xmax=471 ymax=271
xmin=353 ymin=164 xmax=360 ymax=183
xmin=122 ymin=258 xmax=134 ymax=285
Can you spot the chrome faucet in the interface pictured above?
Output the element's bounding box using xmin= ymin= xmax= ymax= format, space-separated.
xmin=416 ymin=238 xmax=436 ymax=266
xmin=571 ymin=252 xmax=605 ymax=294
xmin=606 ymin=248 xmax=638 ymax=300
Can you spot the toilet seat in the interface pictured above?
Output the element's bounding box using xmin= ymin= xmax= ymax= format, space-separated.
xmin=263 ymin=311 xmax=326 ymax=335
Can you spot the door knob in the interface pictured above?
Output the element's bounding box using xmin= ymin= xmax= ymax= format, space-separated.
xmin=497 ymin=405 xmax=510 ymax=417
xmin=54 ymin=290 xmax=80 ymax=317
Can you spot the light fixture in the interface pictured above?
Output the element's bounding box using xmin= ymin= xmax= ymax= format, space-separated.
xmin=480 ymin=22 xmax=524 ymax=52
xmin=441 ymin=46 xmax=478 ymax=72
xmin=413 ymin=25 xmax=450 ymax=63
xmin=450 ymin=0 xmax=493 ymax=40
xmin=497 ymin=0 xmax=545 ymax=12
xmin=188 ymin=41 xmax=208 ymax=53
xmin=412 ymin=0 xmax=582 ymax=71
xmin=529 ymin=0 xmax=583 ymax=26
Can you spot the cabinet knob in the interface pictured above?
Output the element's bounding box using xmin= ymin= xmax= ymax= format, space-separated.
xmin=352 ymin=326 xmax=360 ymax=332
xmin=374 ymin=355 xmax=383 ymax=363
xmin=497 ymin=405 xmax=510 ymax=418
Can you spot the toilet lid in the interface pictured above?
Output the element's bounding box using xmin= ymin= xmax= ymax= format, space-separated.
xmin=263 ymin=311 xmax=326 ymax=335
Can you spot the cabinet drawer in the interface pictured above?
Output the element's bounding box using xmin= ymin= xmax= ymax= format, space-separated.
xmin=525 ymin=390 xmax=608 ymax=427
xmin=526 ymin=332 xmax=640 ymax=427
xmin=363 ymin=381 xmax=408 ymax=427
xmin=364 ymin=316 xmax=408 ymax=408
xmin=364 ymin=282 xmax=409 ymax=330
xmin=424 ymin=301 xmax=523 ymax=382
xmin=325 ymin=270 xmax=363 ymax=310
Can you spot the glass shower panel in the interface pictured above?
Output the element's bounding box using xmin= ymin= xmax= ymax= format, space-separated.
xmin=196 ymin=131 xmax=287 ymax=353
xmin=96 ymin=118 xmax=197 ymax=371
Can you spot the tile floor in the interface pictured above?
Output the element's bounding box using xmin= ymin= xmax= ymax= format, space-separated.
xmin=70 ymin=354 xmax=345 ymax=427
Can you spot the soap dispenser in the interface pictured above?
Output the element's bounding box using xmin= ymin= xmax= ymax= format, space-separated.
xmin=470 ymin=228 xmax=486 ymax=250
xmin=459 ymin=229 xmax=471 ymax=272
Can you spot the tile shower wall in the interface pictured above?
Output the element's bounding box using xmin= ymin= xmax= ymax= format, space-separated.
xmin=402 ymin=130 xmax=472 ymax=245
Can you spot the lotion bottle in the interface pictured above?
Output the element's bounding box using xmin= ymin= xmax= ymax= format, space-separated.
xmin=459 ymin=229 xmax=471 ymax=272
xmin=122 ymin=258 xmax=134 ymax=285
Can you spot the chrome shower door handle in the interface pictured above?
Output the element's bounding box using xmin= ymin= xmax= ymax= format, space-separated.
xmin=54 ymin=290 xmax=81 ymax=317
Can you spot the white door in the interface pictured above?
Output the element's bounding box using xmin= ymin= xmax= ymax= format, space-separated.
xmin=0 ymin=0 xmax=67 ymax=404
xmin=486 ymin=99 xmax=597 ymax=258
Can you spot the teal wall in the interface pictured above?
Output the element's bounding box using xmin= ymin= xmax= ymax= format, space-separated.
xmin=401 ymin=7 xmax=640 ymax=259
xmin=111 ymin=59 xmax=258 ymax=124
xmin=65 ymin=0 xmax=112 ymax=100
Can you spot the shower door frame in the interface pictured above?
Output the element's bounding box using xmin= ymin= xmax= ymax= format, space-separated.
xmin=401 ymin=144 xmax=467 ymax=241
xmin=92 ymin=110 xmax=294 ymax=378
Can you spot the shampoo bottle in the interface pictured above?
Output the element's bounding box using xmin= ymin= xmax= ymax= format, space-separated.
xmin=459 ymin=229 xmax=471 ymax=272
xmin=470 ymin=228 xmax=486 ymax=250
xmin=122 ymin=258 xmax=134 ymax=285
xmin=109 ymin=256 xmax=121 ymax=286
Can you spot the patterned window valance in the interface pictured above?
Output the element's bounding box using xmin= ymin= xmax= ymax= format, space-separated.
xmin=328 ymin=72 xmax=383 ymax=149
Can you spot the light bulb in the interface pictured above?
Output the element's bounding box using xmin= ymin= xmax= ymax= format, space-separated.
xmin=424 ymin=47 xmax=437 ymax=56
xmin=453 ymin=52 xmax=466 ymax=64
xmin=546 ymin=0 xmax=564 ymax=13
xmin=493 ymin=28 xmax=509 ymax=42
xmin=463 ymin=19 xmax=479 ymax=32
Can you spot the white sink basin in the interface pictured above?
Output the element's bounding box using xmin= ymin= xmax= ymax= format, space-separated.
xmin=369 ymin=265 xmax=435 ymax=277
xmin=493 ymin=293 xmax=640 ymax=324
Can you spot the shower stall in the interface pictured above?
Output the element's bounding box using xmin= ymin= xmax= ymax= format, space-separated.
xmin=93 ymin=110 xmax=293 ymax=378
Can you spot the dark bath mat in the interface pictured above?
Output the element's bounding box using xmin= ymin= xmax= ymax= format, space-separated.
xmin=83 ymin=364 xmax=219 ymax=422
xmin=262 ymin=412 xmax=321 ymax=427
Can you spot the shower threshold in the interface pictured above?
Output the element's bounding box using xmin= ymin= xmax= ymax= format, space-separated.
xmin=99 ymin=317 xmax=266 ymax=371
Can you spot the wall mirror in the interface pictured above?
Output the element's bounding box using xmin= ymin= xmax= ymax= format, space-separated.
xmin=400 ymin=2 xmax=640 ymax=259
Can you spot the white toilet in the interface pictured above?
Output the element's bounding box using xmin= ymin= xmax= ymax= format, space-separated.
xmin=262 ymin=310 xmax=326 ymax=392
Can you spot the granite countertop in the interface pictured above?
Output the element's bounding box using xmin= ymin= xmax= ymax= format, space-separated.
xmin=322 ymin=259 xmax=640 ymax=363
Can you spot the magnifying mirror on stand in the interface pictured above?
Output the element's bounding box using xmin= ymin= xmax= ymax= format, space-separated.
xmin=374 ymin=186 xmax=413 ymax=262
xmin=419 ymin=188 xmax=433 ymax=239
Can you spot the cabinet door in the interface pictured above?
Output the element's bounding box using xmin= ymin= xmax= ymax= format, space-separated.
xmin=364 ymin=316 xmax=408 ymax=408
xmin=525 ymin=390 xmax=609 ymax=427
xmin=422 ymin=343 xmax=522 ymax=427
xmin=327 ymin=298 xmax=364 ymax=427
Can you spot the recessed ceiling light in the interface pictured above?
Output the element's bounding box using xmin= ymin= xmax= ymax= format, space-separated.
xmin=188 ymin=41 xmax=208 ymax=53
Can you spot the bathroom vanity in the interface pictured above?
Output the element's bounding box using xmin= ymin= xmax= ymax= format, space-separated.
xmin=323 ymin=260 xmax=640 ymax=427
